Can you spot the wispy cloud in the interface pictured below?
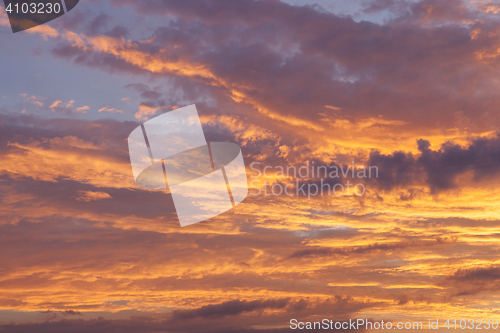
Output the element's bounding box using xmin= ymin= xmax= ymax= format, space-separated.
xmin=1 ymin=0 xmax=500 ymax=331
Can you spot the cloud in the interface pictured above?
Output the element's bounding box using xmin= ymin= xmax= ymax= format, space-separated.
xmin=26 ymin=25 xmax=59 ymax=40
xmin=19 ymin=94 xmax=44 ymax=108
xmin=0 ymin=6 xmax=10 ymax=27
xmin=443 ymin=265 xmax=500 ymax=296
xmin=170 ymin=299 xmax=290 ymax=320
xmin=449 ymin=266 xmax=500 ymax=282
xmin=3 ymin=0 xmax=500 ymax=329
xmin=74 ymin=106 xmax=89 ymax=113
xmin=45 ymin=100 xmax=90 ymax=114
xmin=134 ymin=104 xmax=159 ymax=121
xmin=76 ymin=191 xmax=112 ymax=202
xmin=368 ymin=134 xmax=500 ymax=192
xmin=0 ymin=317 xmax=337 ymax=333
xmin=35 ymin=0 xmax=500 ymax=161
xmin=98 ymin=107 xmax=124 ymax=113
xmin=49 ymin=101 xmax=63 ymax=109
xmin=61 ymin=310 xmax=82 ymax=316
xmin=288 ymin=238 xmax=455 ymax=259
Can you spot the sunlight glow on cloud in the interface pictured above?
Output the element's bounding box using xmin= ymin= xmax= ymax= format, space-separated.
xmin=2 ymin=0 xmax=500 ymax=331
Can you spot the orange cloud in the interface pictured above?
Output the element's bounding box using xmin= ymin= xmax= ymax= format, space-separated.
xmin=98 ymin=107 xmax=125 ymax=114
xmin=76 ymin=191 xmax=112 ymax=202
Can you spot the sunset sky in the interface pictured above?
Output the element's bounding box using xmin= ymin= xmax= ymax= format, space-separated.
xmin=1 ymin=0 xmax=500 ymax=332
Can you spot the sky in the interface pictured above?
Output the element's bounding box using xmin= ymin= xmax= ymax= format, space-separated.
xmin=1 ymin=0 xmax=500 ymax=332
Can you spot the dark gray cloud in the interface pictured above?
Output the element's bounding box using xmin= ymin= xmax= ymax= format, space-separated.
xmin=367 ymin=135 xmax=500 ymax=192
xmin=450 ymin=266 xmax=500 ymax=282
xmin=170 ymin=299 xmax=290 ymax=320
xmin=367 ymin=150 xmax=418 ymax=190
xmin=62 ymin=310 xmax=82 ymax=316
xmin=444 ymin=266 xmax=500 ymax=296
xmin=44 ymin=0 xmax=500 ymax=133
xmin=289 ymin=238 xmax=455 ymax=259
xmin=86 ymin=13 xmax=112 ymax=36
xmin=0 ymin=318 xmax=353 ymax=333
